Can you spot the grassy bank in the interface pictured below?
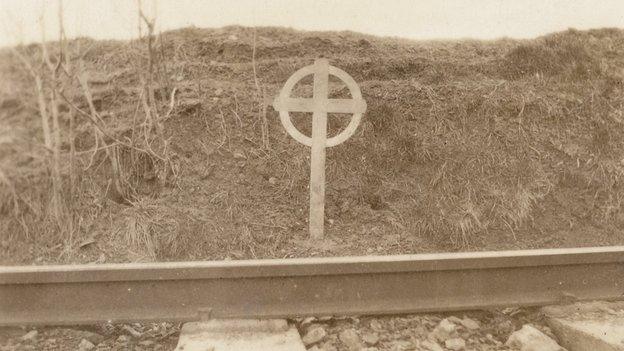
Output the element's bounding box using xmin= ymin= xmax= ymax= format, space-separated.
xmin=1 ymin=26 xmax=624 ymax=264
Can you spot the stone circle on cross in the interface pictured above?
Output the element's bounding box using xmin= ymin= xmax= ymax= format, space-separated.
xmin=273 ymin=59 xmax=367 ymax=147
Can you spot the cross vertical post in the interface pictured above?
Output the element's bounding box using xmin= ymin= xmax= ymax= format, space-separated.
xmin=309 ymin=59 xmax=329 ymax=239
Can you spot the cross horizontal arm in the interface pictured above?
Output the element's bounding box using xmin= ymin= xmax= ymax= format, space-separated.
xmin=273 ymin=98 xmax=367 ymax=114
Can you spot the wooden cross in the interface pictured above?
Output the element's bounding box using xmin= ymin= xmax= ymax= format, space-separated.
xmin=273 ymin=59 xmax=367 ymax=239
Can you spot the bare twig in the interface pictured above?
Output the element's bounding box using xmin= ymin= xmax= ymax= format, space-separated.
xmin=162 ymin=87 xmax=177 ymax=121
xmin=34 ymin=76 xmax=52 ymax=149
xmin=8 ymin=46 xmax=38 ymax=79
xmin=59 ymin=92 xmax=167 ymax=162
xmin=0 ymin=168 xmax=20 ymax=217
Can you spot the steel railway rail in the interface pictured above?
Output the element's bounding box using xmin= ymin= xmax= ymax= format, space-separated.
xmin=1 ymin=246 xmax=624 ymax=326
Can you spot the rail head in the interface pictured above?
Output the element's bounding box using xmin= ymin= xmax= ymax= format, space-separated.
xmin=2 ymin=246 xmax=624 ymax=284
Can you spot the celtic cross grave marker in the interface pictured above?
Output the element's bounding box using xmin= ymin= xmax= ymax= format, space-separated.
xmin=273 ymin=59 xmax=367 ymax=239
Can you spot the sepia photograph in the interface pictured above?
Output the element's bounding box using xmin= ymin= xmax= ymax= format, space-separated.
xmin=1 ymin=0 xmax=624 ymax=350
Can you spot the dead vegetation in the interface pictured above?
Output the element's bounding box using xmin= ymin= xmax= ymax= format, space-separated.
xmin=2 ymin=26 xmax=624 ymax=264
xmin=0 ymin=2 xmax=181 ymax=262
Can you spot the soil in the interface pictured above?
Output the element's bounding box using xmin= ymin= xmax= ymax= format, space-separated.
xmin=2 ymin=26 xmax=624 ymax=264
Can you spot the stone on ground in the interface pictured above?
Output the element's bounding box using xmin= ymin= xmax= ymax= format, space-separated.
xmin=543 ymin=301 xmax=624 ymax=351
xmin=122 ymin=325 xmax=142 ymax=338
xmin=302 ymin=326 xmax=327 ymax=346
xmin=388 ymin=340 xmax=411 ymax=350
xmin=20 ymin=330 xmax=38 ymax=341
xmin=339 ymin=329 xmax=362 ymax=350
xmin=321 ymin=343 xmax=338 ymax=351
xmin=174 ymin=319 xmax=305 ymax=351
xmin=447 ymin=316 xmax=463 ymax=324
xmin=362 ymin=332 xmax=379 ymax=345
xmin=77 ymin=338 xmax=95 ymax=351
xmin=505 ymin=324 xmax=566 ymax=351
xmin=445 ymin=337 xmax=466 ymax=350
xmin=138 ymin=339 xmax=155 ymax=346
xmin=82 ymin=331 xmax=104 ymax=345
xmin=420 ymin=339 xmax=444 ymax=351
xmin=116 ymin=335 xmax=129 ymax=343
xmin=460 ymin=317 xmax=480 ymax=330
xmin=429 ymin=318 xmax=457 ymax=342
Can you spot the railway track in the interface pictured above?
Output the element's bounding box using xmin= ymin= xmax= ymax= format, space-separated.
xmin=1 ymin=246 xmax=623 ymax=327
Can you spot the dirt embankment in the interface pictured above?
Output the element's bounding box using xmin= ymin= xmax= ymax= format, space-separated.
xmin=1 ymin=26 xmax=624 ymax=264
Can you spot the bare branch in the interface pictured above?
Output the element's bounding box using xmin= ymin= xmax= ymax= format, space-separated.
xmin=59 ymin=92 xmax=167 ymax=162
